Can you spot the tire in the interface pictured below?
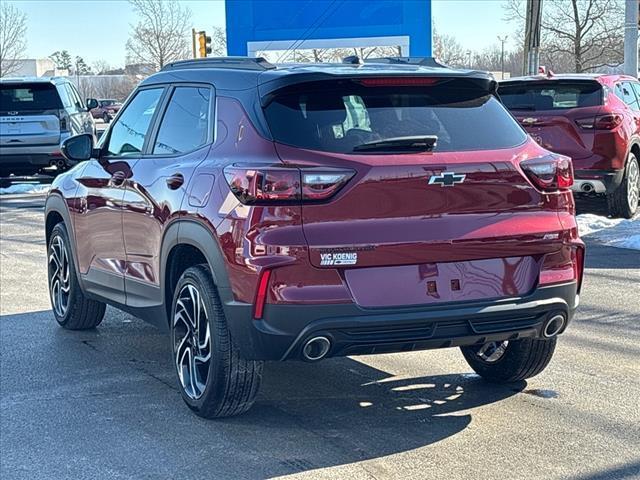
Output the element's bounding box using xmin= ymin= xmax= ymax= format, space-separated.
xmin=170 ymin=264 xmax=263 ymax=418
xmin=460 ymin=337 xmax=557 ymax=383
xmin=607 ymin=152 xmax=639 ymax=219
xmin=47 ymin=223 xmax=106 ymax=330
xmin=102 ymin=113 xmax=110 ymax=124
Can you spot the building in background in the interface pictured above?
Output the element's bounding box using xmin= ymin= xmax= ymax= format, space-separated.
xmin=7 ymin=58 xmax=67 ymax=77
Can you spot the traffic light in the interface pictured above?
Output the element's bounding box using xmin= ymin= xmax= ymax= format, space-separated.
xmin=198 ymin=31 xmax=212 ymax=58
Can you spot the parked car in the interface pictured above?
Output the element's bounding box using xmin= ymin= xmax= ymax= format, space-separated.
xmin=0 ymin=77 xmax=97 ymax=182
xmin=499 ymin=74 xmax=640 ymax=218
xmin=45 ymin=57 xmax=584 ymax=418
xmin=90 ymin=99 xmax=122 ymax=123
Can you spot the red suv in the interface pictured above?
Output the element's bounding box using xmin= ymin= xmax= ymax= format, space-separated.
xmin=90 ymin=99 xmax=122 ymax=123
xmin=500 ymin=74 xmax=640 ymax=218
xmin=45 ymin=58 xmax=584 ymax=418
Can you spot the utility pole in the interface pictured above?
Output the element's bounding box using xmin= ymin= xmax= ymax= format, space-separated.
xmin=497 ymin=35 xmax=508 ymax=79
xmin=523 ymin=0 xmax=543 ymax=75
xmin=192 ymin=28 xmax=197 ymax=59
xmin=75 ymin=59 xmax=80 ymax=96
xmin=623 ymin=0 xmax=638 ymax=76
xmin=467 ymin=50 xmax=472 ymax=69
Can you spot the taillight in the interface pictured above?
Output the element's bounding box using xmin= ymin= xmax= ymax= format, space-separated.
xmin=521 ymin=154 xmax=573 ymax=191
xmin=59 ymin=109 xmax=70 ymax=133
xmin=223 ymin=165 xmax=354 ymax=205
xmin=576 ymin=113 xmax=623 ymax=130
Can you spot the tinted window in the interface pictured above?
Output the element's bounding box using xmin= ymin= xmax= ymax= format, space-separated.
xmin=153 ymin=87 xmax=211 ymax=155
xmin=106 ymin=88 xmax=162 ymax=157
xmin=615 ymin=82 xmax=640 ymax=111
xmin=264 ymin=81 xmax=526 ymax=153
xmin=500 ymin=81 xmax=602 ymax=111
xmin=0 ymin=83 xmax=63 ymax=111
xmin=64 ymin=84 xmax=81 ymax=109
xmin=69 ymin=84 xmax=84 ymax=108
xmin=631 ymin=83 xmax=640 ymax=107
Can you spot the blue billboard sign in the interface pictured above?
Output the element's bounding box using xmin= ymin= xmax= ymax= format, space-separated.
xmin=225 ymin=0 xmax=432 ymax=57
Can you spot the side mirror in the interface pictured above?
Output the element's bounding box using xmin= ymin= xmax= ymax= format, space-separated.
xmin=61 ymin=133 xmax=94 ymax=161
xmin=86 ymin=98 xmax=99 ymax=110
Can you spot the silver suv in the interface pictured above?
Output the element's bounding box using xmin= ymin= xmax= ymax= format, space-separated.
xmin=0 ymin=77 xmax=97 ymax=181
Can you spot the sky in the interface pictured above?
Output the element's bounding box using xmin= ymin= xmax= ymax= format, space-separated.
xmin=10 ymin=0 xmax=517 ymax=68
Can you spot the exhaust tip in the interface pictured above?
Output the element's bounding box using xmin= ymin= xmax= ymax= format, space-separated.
xmin=543 ymin=314 xmax=566 ymax=338
xmin=581 ymin=182 xmax=594 ymax=193
xmin=302 ymin=336 xmax=331 ymax=361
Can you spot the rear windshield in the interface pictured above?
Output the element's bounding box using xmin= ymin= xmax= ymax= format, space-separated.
xmin=499 ymin=81 xmax=602 ymax=111
xmin=0 ymin=83 xmax=62 ymax=112
xmin=263 ymin=80 xmax=527 ymax=153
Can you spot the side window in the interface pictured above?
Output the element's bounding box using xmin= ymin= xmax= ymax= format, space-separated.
xmin=105 ymin=88 xmax=163 ymax=157
xmin=66 ymin=84 xmax=83 ymax=109
xmin=615 ymin=82 xmax=640 ymax=111
xmin=152 ymin=87 xmax=211 ymax=155
xmin=57 ymin=85 xmax=72 ymax=108
xmin=631 ymin=83 xmax=640 ymax=109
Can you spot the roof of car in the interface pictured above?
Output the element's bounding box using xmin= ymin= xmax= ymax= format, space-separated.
xmin=500 ymin=73 xmax=638 ymax=85
xmin=142 ymin=57 xmax=496 ymax=93
xmin=0 ymin=76 xmax=71 ymax=85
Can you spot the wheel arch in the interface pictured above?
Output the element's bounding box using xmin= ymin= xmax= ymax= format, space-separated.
xmin=44 ymin=194 xmax=85 ymax=286
xmin=161 ymin=219 xmax=232 ymax=324
xmin=629 ymin=141 xmax=640 ymax=162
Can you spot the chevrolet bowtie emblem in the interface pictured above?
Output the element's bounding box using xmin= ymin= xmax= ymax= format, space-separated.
xmin=428 ymin=172 xmax=466 ymax=187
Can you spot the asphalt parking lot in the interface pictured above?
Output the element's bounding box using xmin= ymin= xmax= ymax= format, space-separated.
xmin=1 ymin=193 xmax=639 ymax=480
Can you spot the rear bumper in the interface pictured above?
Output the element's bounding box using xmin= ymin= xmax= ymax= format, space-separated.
xmin=222 ymin=282 xmax=579 ymax=361
xmin=573 ymin=169 xmax=624 ymax=195
xmin=0 ymin=139 xmax=71 ymax=175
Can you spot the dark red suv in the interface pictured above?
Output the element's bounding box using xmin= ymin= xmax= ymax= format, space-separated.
xmin=45 ymin=57 xmax=584 ymax=418
xmin=500 ymin=74 xmax=640 ymax=218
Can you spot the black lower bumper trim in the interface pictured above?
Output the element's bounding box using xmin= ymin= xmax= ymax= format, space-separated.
xmin=222 ymin=283 xmax=578 ymax=361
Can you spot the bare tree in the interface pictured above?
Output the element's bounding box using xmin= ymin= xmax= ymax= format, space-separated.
xmin=0 ymin=2 xmax=27 ymax=77
xmin=209 ymin=26 xmax=227 ymax=57
xmin=92 ymin=59 xmax=112 ymax=75
xmin=432 ymin=27 xmax=467 ymax=67
xmin=126 ymin=0 xmax=192 ymax=70
xmin=505 ymin=0 xmax=624 ymax=72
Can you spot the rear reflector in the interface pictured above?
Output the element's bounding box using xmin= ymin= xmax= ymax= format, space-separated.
xmin=224 ymin=165 xmax=354 ymax=205
xmin=521 ymin=154 xmax=573 ymax=191
xmin=253 ymin=269 xmax=272 ymax=319
xmin=358 ymin=77 xmax=440 ymax=87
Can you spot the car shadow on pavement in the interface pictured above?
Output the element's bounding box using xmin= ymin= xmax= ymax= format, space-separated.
xmin=1 ymin=309 xmax=524 ymax=478
xmin=219 ymin=359 xmax=525 ymax=476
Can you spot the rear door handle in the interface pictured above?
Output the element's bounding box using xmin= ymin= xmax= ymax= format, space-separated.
xmin=166 ymin=173 xmax=184 ymax=190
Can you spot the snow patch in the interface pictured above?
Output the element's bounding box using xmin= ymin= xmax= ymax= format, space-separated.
xmin=577 ymin=213 xmax=640 ymax=251
xmin=0 ymin=183 xmax=51 ymax=196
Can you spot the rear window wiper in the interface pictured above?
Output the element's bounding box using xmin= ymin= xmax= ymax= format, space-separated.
xmin=507 ymin=104 xmax=536 ymax=111
xmin=352 ymin=135 xmax=438 ymax=153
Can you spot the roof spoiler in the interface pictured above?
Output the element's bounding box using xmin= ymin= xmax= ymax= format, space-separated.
xmin=364 ymin=57 xmax=450 ymax=68
xmin=162 ymin=57 xmax=276 ymax=72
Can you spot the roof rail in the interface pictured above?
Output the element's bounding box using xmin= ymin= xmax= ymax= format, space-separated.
xmin=162 ymin=57 xmax=276 ymax=72
xmin=364 ymin=57 xmax=449 ymax=68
